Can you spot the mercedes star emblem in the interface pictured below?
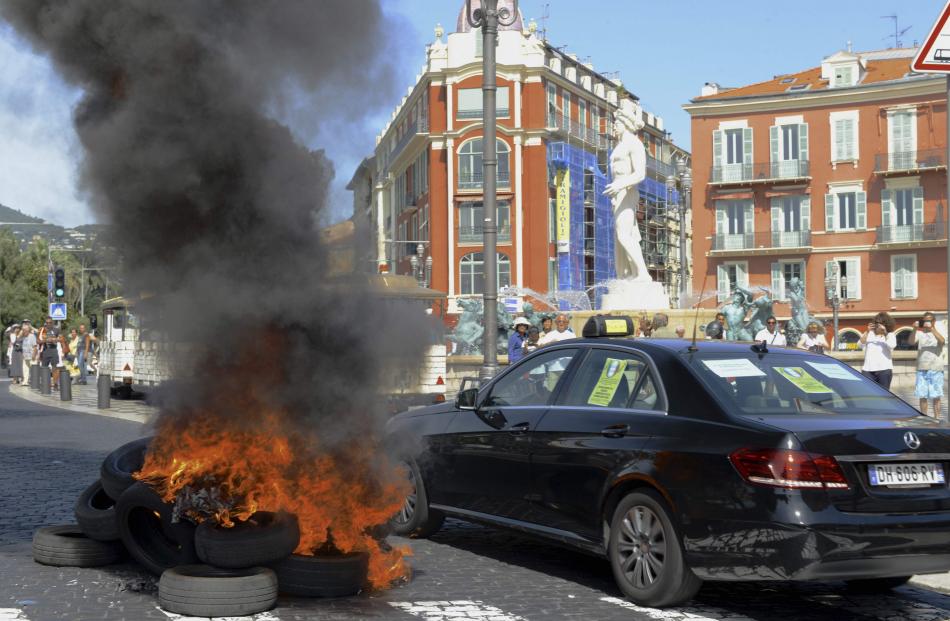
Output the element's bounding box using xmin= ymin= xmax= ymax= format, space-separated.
xmin=904 ymin=431 xmax=922 ymax=450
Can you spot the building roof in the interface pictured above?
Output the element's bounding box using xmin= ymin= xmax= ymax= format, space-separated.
xmin=693 ymin=49 xmax=926 ymax=102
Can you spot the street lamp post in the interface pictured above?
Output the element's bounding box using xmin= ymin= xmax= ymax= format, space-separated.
xmin=825 ymin=263 xmax=840 ymax=350
xmin=677 ymin=159 xmax=692 ymax=305
xmin=409 ymin=243 xmax=432 ymax=288
xmin=466 ymin=0 xmax=518 ymax=382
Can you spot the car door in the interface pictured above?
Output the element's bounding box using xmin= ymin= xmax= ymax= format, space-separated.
xmin=428 ymin=347 xmax=579 ymax=521
xmin=530 ymin=346 xmax=667 ymax=541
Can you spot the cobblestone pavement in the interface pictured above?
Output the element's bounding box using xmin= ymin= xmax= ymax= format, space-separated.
xmin=892 ymin=383 xmax=949 ymax=423
xmin=8 ymin=379 xmax=155 ymax=423
xmin=3 ymin=379 xmax=950 ymax=620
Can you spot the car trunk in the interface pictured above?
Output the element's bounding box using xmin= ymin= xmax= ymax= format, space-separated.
xmin=761 ymin=415 xmax=950 ymax=514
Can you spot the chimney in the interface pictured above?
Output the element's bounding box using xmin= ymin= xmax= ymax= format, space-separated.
xmin=701 ymin=82 xmax=721 ymax=97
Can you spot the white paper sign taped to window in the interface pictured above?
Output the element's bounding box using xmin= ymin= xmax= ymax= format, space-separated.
xmin=805 ymin=361 xmax=861 ymax=381
xmin=702 ymin=358 xmax=766 ymax=378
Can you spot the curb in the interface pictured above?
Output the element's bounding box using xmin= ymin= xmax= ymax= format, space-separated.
xmin=6 ymin=382 xmax=151 ymax=424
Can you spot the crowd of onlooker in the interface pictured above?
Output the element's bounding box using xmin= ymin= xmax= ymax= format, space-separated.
xmin=4 ymin=318 xmax=98 ymax=389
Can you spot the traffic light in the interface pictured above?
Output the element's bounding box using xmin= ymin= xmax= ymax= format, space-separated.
xmin=54 ymin=268 xmax=65 ymax=299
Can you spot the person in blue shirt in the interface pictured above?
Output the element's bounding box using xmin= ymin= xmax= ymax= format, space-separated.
xmin=507 ymin=317 xmax=531 ymax=364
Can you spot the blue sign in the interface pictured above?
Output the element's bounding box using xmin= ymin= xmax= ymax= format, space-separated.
xmin=504 ymin=297 xmax=521 ymax=314
xmin=49 ymin=303 xmax=67 ymax=321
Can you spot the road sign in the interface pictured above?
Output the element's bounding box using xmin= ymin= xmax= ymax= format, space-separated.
xmin=913 ymin=2 xmax=950 ymax=73
xmin=49 ymin=303 xmax=67 ymax=321
xmin=504 ymin=297 xmax=521 ymax=314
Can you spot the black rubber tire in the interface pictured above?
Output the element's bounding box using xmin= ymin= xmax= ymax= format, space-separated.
xmin=270 ymin=552 xmax=369 ymax=597
xmin=195 ymin=511 xmax=299 ymax=569
xmin=158 ymin=565 xmax=277 ymax=617
xmin=74 ymin=480 xmax=120 ymax=542
xmin=116 ymin=482 xmax=198 ymax=575
xmin=32 ymin=524 xmax=124 ymax=567
xmin=608 ymin=490 xmax=702 ymax=608
xmin=845 ymin=576 xmax=912 ymax=592
xmin=100 ymin=437 xmax=151 ymax=501
xmin=390 ymin=460 xmax=444 ymax=538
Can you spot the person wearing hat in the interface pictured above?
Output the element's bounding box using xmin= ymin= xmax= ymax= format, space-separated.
xmin=508 ymin=317 xmax=531 ymax=364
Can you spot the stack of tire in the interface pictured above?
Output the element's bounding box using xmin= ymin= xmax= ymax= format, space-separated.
xmin=33 ymin=437 xmax=371 ymax=617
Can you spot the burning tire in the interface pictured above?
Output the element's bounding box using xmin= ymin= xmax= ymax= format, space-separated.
xmin=74 ymin=480 xmax=120 ymax=541
xmin=195 ymin=511 xmax=299 ymax=569
xmin=100 ymin=437 xmax=151 ymax=501
xmin=158 ymin=565 xmax=277 ymax=617
xmin=270 ymin=552 xmax=369 ymax=597
xmin=32 ymin=525 xmax=124 ymax=567
xmin=390 ymin=460 xmax=444 ymax=538
xmin=116 ymin=482 xmax=198 ymax=575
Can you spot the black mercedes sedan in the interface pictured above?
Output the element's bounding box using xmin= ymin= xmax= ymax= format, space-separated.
xmin=385 ymin=317 xmax=950 ymax=607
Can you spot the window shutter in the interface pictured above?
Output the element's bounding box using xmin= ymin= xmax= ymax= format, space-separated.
xmin=742 ymin=128 xmax=753 ymax=172
xmin=847 ymin=257 xmax=861 ymax=299
xmin=798 ymin=260 xmax=806 ymax=292
xmin=908 ymin=256 xmax=917 ymax=297
xmin=833 ymin=120 xmax=844 ymax=160
xmin=712 ymin=130 xmax=722 ymax=170
xmin=798 ymin=123 xmax=809 ymax=162
xmin=881 ymin=189 xmax=892 ymax=227
xmin=825 ymin=260 xmax=837 ymax=291
xmin=770 ymin=125 xmax=779 ymax=170
xmin=856 ymin=191 xmax=867 ymax=229
xmin=893 ymin=256 xmax=906 ymax=298
xmin=771 ymin=262 xmax=783 ymax=301
xmin=845 ymin=119 xmax=856 ymax=160
xmin=825 ymin=194 xmax=835 ymax=231
xmin=800 ymin=196 xmax=811 ymax=233
xmin=737 ymin=262 xmax=749 ymax=289
xmin=744 ymin=201 xmax=754 ymax=236
xmin=717 ymin=264 xmax=729 ymax=302
xmin=913 ymin=186 xmax=924 ymax=225
xmin=715 ymin=205 xmax=726 ymax=236
xmin=770 ymin=197 xmax=781 ymax=233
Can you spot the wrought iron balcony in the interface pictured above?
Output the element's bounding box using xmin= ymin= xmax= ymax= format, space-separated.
xmin=390 ymin=117 xmax=430 ymax=165
xmin=458 ymin=224 xmax=511 ymax=243
xmin=458 ymin=170 xmax=511 ymax=190
xmin=873 ymin=148 xmax=947 ymax=174
xmin=709 ymin=159 xmax=810 ymax=184
xmin=647 ymin=155 xmax=676 ymax=178
xmin=546 ymin=111 xmax=611 ymax=149
xmin=875 ymin=222 xmax=947 ymax=244
xmin=710 ymin=230 xmax=812 ymax=252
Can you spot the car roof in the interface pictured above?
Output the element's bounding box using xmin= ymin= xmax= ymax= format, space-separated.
xmin=557 ymin=337 xmax=813 ymax=357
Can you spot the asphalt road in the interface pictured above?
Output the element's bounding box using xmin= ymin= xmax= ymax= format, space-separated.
xmin=2 ymin=379 xmax=950 ymax=621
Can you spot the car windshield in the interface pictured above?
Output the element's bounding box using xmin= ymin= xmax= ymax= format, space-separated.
xmin=686 ymin=351 xmax=919 ymax=417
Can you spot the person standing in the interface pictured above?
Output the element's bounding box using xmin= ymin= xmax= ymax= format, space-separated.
xmin=76 ymin=324 xmax=94 ymax=385
xmin=523 ymin=326 xmax=541 ymax=356
xmin=539 ymin=316 xmax=553 ymax=340
xmin=507 ymin=317 xmax=530 ymax=364
xmin=754 ymin=317 xmax=787 ymax=347
xmin=9 ymin=325 xmax=23 ymax=384
xmin=860 ymin=312 xmax=897 ymax=389
xmin=797 ymin=321 xmax=829 ymax=353
xmin=907 ymin=312 xmax=946 ymax=418
xmin=36 ymin=317 xmax=62 ymax=389
xmin=539 ymin=314 xmax=575 ymax=346
xmin=20 ymin=325 xmax=36 ymax=386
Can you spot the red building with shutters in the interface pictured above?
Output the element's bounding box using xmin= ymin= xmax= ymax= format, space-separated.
xmin=684 ymin=48 xmax=948 ymax=349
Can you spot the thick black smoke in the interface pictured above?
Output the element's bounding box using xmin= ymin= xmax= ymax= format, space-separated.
xmin=2 ymin=1 xmax=430 ymax=440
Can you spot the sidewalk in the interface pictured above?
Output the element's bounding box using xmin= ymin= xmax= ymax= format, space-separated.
xmin=6 ymin=378 xmax=154 ymax=423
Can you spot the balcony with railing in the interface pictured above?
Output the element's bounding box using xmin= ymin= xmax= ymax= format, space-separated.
xmin=388 ymin=117 xmax=430 ymax=169
xmin=459 ymin=224 xmax=512 ymax=244
xmin=546 ymin=111 xmax=611 ymax=149
xmin=709 ymin=159 xmax=810 ymax=185
xmin=710 ymin=230 xmax=812 ymax=254
xmin=875 ymin=222 xmax=947 ymax=245
xmin=873 ymin=148 xmax=947 ymax=174
xmin=458 ymin=170 xmax=511 ymax=191
xmin=647 ymin=155 xmax=675 ymax=178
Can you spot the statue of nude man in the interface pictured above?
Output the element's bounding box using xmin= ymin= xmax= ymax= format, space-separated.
xmin=604 ymin=106 xmax=651 ymax=282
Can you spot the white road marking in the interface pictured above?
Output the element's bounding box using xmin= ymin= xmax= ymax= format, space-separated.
xmin=600 ymin=596 xmax=754 ymax=620
xmin=0 ymin=610 xmax=29 ymax=621
xmin=156 ymin=607 xmax=280 ymax=621
xmin=388 ymin=600 xmax=527 ymax=620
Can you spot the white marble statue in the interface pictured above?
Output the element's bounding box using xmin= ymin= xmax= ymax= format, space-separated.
xmin=604 ymin=105 xmax=650 ymax=282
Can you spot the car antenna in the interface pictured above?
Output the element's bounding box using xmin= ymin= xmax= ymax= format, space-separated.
xmin=688 ymin=272 xmax=710 ymax=352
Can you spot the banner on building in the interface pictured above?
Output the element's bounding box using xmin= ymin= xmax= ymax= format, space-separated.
xmin=555 ymin=168 xmax=570 ymax=253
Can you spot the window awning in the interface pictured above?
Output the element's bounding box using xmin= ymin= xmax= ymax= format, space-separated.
xmin=713 ymin=191 xmax=754 ymax=200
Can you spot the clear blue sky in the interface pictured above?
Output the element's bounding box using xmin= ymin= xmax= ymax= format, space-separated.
xmin=0 ymin=1 xmax=943 ymax=226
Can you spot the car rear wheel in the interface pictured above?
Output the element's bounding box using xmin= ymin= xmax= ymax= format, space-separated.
xmin=390 ymin=460 xmax=444 ymax=538
xmin=608 ymin=490 xmax=701 ymax=608
xmin=845 ymin=576 xmax=912 ymax=592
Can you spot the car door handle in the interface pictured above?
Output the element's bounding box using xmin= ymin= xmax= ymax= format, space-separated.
xmin=601 ymin=423 xmax=630 ymax=438
xmin=508 ymin=422 xmax=531 ymax=434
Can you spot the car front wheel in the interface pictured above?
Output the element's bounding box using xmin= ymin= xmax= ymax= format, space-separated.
xmin=390 ymin=460 xmax=444 ymax=538
xmin=608 ymin=490 xmax=701 ymax=608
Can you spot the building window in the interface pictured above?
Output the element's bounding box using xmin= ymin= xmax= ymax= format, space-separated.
xmin=457 ymin=86 xmax=510 ymax=119
xmin=546 ymin=83 xmax=557 ymax=126
xmin=770 ymin=196 xmax=810 ymax=247
xmin=770 ymin=260 xmax=805 ymax=301
xmin=578 ymin=99 xmax=587 ymax=136
xmin=715 ymin=200 xmax=753 ymax=249
xmin=827 ymin=257 xmax=861 ymax=300
xmin=457 ymin=138 xmax=511 ymax=189
xmin=891 ymin=254 xmax=917 ymax=299
xmin=831 ymin=111 xmax=858 ymax=162
xmin=712 ymin=126 xmax=752 ymax=182
xmin=837 ymin=193 xmax=856 ymax=230
xmin=832 ymin=65 xmax=855 ymax=87
xmin=562 ymin=90 xmax=572 ymax=132
xmin=418 ymin=203 xmax=429 ymax=242
xmin=770 ymin=122 xmax=809 ymax=178
xmin=717 ymin=261 xmax=749 ymax=302
xmin=459 ymin=252 xmax=511 ymax=295
xmin=888 ymin=109 xmax=916 ymax=169
xmin=725 ymin=128 xmax=744 ymax=164
xmin=591 ymin=105 xmax=601 ymax=137
xmin=548 ymin=257 xmax=558 ymax=292
xmin=824 ymin=188 xmax=866 ymax=232
xmin=458 ymin=200 xmax=511 ymax=243
xmin=880 ymin=186 xmax=923 ymax=242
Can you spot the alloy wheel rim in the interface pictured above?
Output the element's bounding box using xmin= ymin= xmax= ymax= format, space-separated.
xmin=394 ymin=465 xmax=417 ymax=525
xmin=617 ymin=505 xmax=667 ymax=589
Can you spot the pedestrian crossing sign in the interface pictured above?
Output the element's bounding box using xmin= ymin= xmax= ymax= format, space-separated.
xmin=49 ymin=303 xmax=67 ymax=321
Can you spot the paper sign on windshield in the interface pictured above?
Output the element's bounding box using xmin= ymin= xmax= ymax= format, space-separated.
xmin=805 ymin=361 xmax=860 ymax=381
xmin=702 ymin=359 xmax=766 ymax=378
xmin=775 ymin=367 xmax=832 ymax=393
xmin=588 ymin=358 xmax=628 ymax=406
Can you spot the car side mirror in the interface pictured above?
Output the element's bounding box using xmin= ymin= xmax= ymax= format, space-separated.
xmin=455 ymin=387 xmax=479 ymax=410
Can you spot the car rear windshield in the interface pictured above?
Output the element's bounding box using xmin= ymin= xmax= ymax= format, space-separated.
xmin=686 ymin=352 xmax=918 ymax=417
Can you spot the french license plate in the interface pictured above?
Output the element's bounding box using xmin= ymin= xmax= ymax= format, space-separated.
xmin=868 ymin=463 xmax=946 ymax=487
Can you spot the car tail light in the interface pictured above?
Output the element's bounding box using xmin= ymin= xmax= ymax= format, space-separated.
xmin=729 ymin=448 xmax=849 ymax=490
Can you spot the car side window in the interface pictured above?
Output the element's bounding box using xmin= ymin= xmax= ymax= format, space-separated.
xmin=558 ymin=349 xmax=661 ymax=410
xmin=485 ymin=349 xmax=577 ymax=407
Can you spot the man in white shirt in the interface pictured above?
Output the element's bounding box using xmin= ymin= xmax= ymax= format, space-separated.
xmin=538 ymin=314 xmax=575 ymax=346
xmin=753 ymin=316 xmax=787 ymax=347
xmin=907 ymin=312 xmax=946 ymax=418
xmin=860 ymin=315 xmax=897 ymax=389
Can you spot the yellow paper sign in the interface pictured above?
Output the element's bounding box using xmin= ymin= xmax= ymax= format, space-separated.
xmin=603 ymin=319 xmax=629 ymax=335
xmin=588 ymin=358 xmax=628 ymax=406
xmin=775 ymin=367 xmax=832 ymax=394
xmin=555 ymin=168 xmax=570 ymax=253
